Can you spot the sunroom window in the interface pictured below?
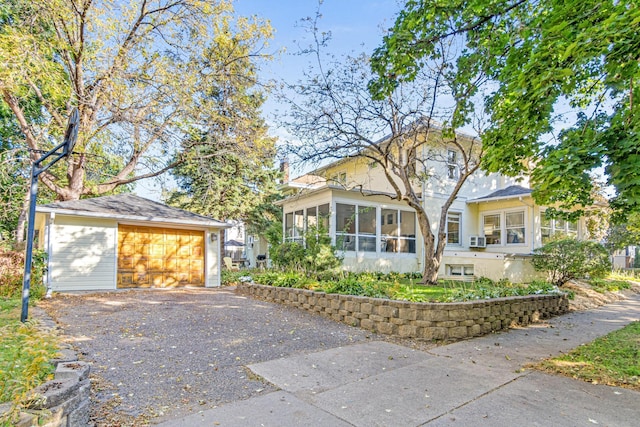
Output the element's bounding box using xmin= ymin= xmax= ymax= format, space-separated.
xmin=336 ymin=203 xmax=357 ymax=251
xmin=381 ymin=209 xmax=416 ymax=253
xmin=541 ymin=211 xmax=578 ymax=244
xmin=284 ymin=210 xmax=304 ymax=244
xmin=357 ymin=206 xmax=376 ymax=252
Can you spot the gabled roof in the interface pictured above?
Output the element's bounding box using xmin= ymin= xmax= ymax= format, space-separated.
xmin=37 ymin=194 xmax=229 ymax=228
xmin=467 ymin=185 xmax=533 ymax=203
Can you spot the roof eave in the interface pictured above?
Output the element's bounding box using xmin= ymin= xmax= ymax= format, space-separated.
xmin=36 ymin=206 xmax=231 ymax=228
xmin=466 ymin=193 xmax=533 ymax=204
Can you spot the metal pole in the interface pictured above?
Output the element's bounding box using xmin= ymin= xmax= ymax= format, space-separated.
xmin=21 ymin=166 xmax=39 ymax=323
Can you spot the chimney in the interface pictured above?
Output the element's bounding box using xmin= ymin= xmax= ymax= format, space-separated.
xmin=280 ymin=158 xmax=290 ymax=183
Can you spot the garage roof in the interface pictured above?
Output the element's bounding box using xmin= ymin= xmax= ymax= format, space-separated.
xmin=37 ymin=194 xmax=230 ymax=228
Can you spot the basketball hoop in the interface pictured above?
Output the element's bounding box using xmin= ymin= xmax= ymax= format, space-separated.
xmin=63 ymin=108 xmax=79 ymax=156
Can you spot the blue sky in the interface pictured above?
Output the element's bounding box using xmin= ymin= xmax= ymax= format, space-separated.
xmin=234 ymin=0 xmax=402 ymax=121
xmin=235 ymin=0 xmax=401 ymax=78
xmin=136 ymin=0 xmax=403 ymax=198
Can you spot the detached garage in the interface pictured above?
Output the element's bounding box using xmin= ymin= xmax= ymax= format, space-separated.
xmin=34 ymin=194 xmax=229 ymax=292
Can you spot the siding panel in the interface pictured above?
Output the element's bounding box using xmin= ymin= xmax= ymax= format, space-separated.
xmin=49 ymin=216 xmax=117 ymax=291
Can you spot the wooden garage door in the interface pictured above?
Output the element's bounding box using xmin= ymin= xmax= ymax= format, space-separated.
xmin=117 ymin=225 xmax=204 ymax=288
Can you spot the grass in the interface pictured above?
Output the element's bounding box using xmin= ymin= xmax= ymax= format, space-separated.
xmin=536 ymin=321 xmax=640 ymax=391
xmin=0 ymin=296 xmax=60 ymax=423
xmin=0 ymin=297 xmax=21 ymax=325
xmin=588 ymin=278 xmax=632 ymax=294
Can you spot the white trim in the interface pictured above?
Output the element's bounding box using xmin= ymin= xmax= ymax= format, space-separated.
xmin=36 ymin=207 xmax=230 ymax=228
xmin=481 ymin=207 xmax=529 ymax=247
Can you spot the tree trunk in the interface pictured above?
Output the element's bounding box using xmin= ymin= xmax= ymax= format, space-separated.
xmin=416 ymin=209 xmax=441 ymax=285
xmin=14 ymin=187 xmax=31 ymax=244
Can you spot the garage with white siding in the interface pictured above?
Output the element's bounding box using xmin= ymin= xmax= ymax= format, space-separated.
xmin=35 ymin=194 xmax=229 ymax=292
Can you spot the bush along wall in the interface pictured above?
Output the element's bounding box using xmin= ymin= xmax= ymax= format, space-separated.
xmin=237 ymin=282 xmax=570 ymax=341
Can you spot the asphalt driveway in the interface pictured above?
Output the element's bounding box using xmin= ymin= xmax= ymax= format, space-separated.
xmin=38 ymin=287 xmax=412 ymax=426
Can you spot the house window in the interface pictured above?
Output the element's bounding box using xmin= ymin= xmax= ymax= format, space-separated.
xmin=506 ymin=211 xmax=525 ymax=244
xmin=336 ymin=203 xmax=357 ymax=251
xmin=447 ymin=264 xmax=474 ymax=277
xmin=483 ymin=214 xmax=501 ymax=245
xmin=483 ymin=210 xmax=526 ymax=246
xmin=331 ymin=172 xmax=347 ymax=185
xmin=285 ymin=203 xmax=332 ymax=244
xmin=381 ymin=209 xmax=416 ymax=253
xmin=335 ymin=203 xmax=385 ymax=253
xmin=284 ymin=210 xmax=304 ymax=243
xmin=358 ymin=206 xmax=377 ymax=252
xmin=306 ymin=206 xmax=317 ymax=228
xmin=447 ymin=149 xmax=458 ymax=179
xmin=541 ymin=212 xmax=578 ymax=244
xmin=447 ymin=212 xmax=461 ymax=245
xmin=318 ymin=203 xmax=330 ymax=232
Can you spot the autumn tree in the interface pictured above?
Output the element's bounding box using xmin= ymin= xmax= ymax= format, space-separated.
xmin=0 ymin=0 xmax=274 ymax=205
xmin=282 ymin=16 xmax=488 ymax=284
xmin=370 ymin=0 xmax=640 ymax=221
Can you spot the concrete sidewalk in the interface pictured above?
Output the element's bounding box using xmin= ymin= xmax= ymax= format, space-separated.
xmin=157 ymin=293 xmax=640 ymax=426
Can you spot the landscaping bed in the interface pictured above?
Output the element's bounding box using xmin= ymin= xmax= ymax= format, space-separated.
xmin=236 ymin=282 xmax=570 ymax=341
xmin=225 ymin=270 xmax=562 ymax=303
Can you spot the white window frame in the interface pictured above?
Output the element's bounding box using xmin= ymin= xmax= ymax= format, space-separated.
xmin=335 ymin=203 xmax=378 ymax=253
xmin=380 ymin=208 xmax=417 ymax=254
xmin=541 ymin=211 xmax=578 ymax=243
xmin=446 ymin=212 xmax=461 ymax=245
xmin=446 ymin=264 xmax=474 ymax=277
xmin=332 ymin=202 xmax=417 ymax=255
xmin=446 ymin=149 xmax=458 ymax=180
xmin=482 ymin=209 xmax=527 ymax=246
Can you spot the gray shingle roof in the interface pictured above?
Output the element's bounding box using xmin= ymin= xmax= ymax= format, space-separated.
xmin=468 ymin=185 xmax=532 ymax=203
xmin=37 ymin=194 xmax=229 ymax=228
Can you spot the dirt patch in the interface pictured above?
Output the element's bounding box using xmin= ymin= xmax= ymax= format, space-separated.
xmin=564 ymin=280 xmax=640 ymax=311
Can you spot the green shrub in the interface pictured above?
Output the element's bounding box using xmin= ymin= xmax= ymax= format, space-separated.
xmin=254 ymin=271 xmax=310 ymax=288
xmin=221 ymin=270 xmax=248 ymax=286
xmin=532 ymin=238 xmax=611 ymax=286
xmin=271 ymin=241 xmax=306 ymax=271
xmin=271 ymin=227 xmax=343 ymax=274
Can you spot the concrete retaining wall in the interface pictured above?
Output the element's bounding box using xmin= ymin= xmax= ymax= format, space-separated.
xmin=237 ymin=283 xmax=569 ymax=340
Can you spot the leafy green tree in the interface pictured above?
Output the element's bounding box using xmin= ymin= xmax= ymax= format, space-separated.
xmin=605 ymin=223 xmax=640 ymax=254
xmin=0 ymin=0 xmax=273 ymax=201
xmin=370 ymin=0 xmax=640 ymax=220
xmin=165 ymin=59 xmax=279 ymax=221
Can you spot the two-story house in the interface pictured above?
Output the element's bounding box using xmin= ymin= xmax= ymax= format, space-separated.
xmin=278 ymin=127 xmax=581 ymax=283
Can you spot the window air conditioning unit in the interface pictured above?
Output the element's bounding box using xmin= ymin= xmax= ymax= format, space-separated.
xmin=469 ymin=236 xmax=486 ymax=248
